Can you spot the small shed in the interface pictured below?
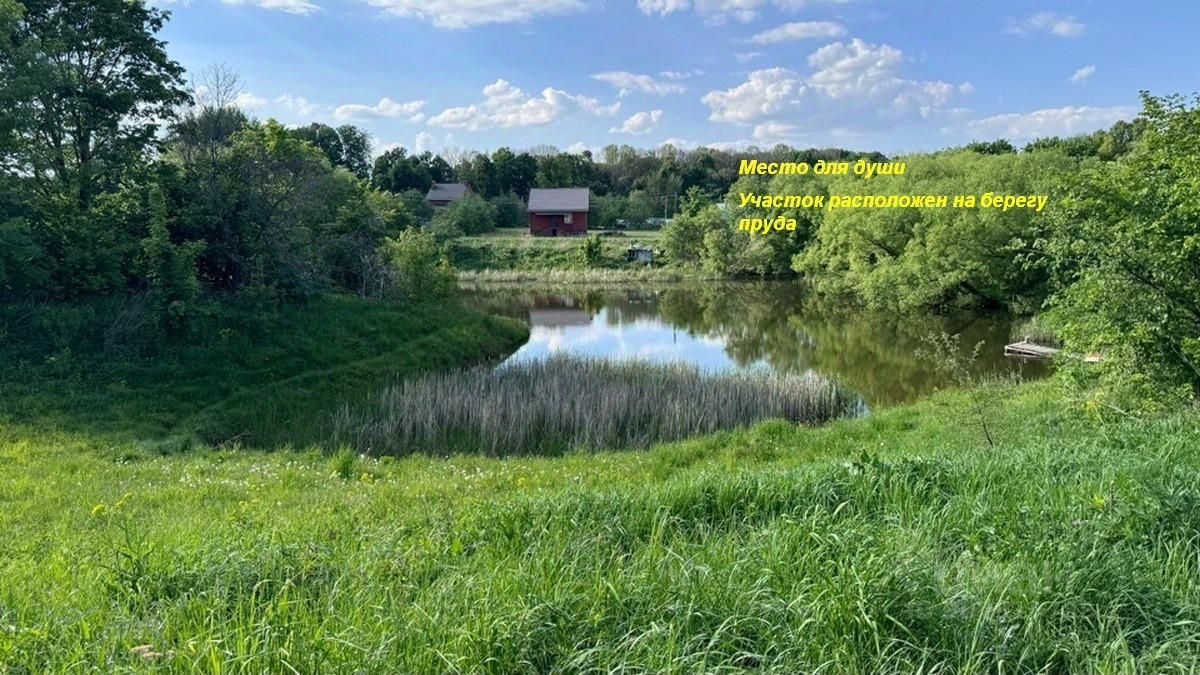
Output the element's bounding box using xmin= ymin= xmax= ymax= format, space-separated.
xmin=528 ymin=188 xmax=589 ymax=237
xmin=626 ymin=245 xmax=654 ymax=264
xmin=425 ymin=183 xmax=472 ymax=208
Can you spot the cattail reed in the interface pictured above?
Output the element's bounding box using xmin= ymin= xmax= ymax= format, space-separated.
xmin=333 ymin=356 xmax=861 ymax=456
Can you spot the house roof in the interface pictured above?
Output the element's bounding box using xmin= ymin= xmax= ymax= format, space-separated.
xmin=425 ymin=183 xmax=470 ymax=202
xmin=528 ymin=188 xmax=590 ymax=212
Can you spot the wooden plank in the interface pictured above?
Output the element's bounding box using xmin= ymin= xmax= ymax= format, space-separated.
xmin=1004 ymin=340 xmax=1061 ymax=359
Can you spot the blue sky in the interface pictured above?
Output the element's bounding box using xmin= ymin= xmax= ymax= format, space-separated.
xmin=155 ymin=0 xmax=1190 ymax=157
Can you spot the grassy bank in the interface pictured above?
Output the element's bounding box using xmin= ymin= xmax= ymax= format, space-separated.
xmin=3 ymin=376 xmax=1199 ymax=672
xmin=0 ymin=295 xmax=529 ymax=449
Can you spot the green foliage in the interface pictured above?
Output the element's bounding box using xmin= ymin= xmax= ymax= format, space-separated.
xmin=431 ymin=194 xmax=496 ymax=235
xmin=385 ymin=229 xmax=455 ymax=300
xmin=397 ymin=188 xmax=434 ymax=223
xmin=139 ymin=187 xmax=202 ymax=334
xmin=371 ymin=147 xmax=433 ymax=194
xmin=796 ymin=149 xmax=1076 ymax=311
xmin=0 ymin=218 xmax=49 ymax=294
xmin=1044 ymin=92 xmax=1200 ymax=407
xmin=291 ymin=123 xmax=373 ymax=179
xmin=490 ymin=193 xmax=526 ymax=228
xmin=662 ymin=198 xmax=722 ymax=265
xmin=2 ymin=0 xmax=188 ymax=211
xmin=579 ymin=234 xmax=604 ymax=267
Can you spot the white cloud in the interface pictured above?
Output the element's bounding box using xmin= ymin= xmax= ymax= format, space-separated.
xmin=428 ymin=79 xmax=619 ymax=131
xmin=611 ymin=110 xmax=664 ymax=135
xmin=1006 ymin=12 xmax=1085 ymax=38
xmin=752 ymin=121 xmax=800 ymax=142
xmin=334 ymin=97 xmax=425 ymax=122
xmin=362 ymin=0 xmax=584 ymax=28
xmin=750 ymin=20 xmax=845 ymax=44
xmin=415 ymin=131 xmax=435 ymax=153
xmin=592 ymin=71 xmax=687 ymax=97
xmin=273 ymin=94 xmax=324 ymax=117
xmin=659 ymin=137 xmax=698 ymax=149
xmin=702 ymin=68 xmax=803 ymax=124
xmin=659 ymin=70 xmax=703 ymax=81
xmin=233 ymin=92 xmax=268 ymax=110
xmin=638 ymin=0 xmax=854 ymax=24
xmin=220 ymin=0 xmax=321 ymax=14
xmin=959 ymin=105 xmax=1136 ymax=140
xmin=1069 ymin=65 xmax=1096 ymax=84
xmin=735 ymin=51 xmax=765 ymax=63
xmin=702 ymin=39 xmax=965 ymax=132
xmin=566 ymin=142 xmax=598 ymax=154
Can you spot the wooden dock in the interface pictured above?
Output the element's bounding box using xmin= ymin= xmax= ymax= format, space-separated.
xmin=1004 ymin=340 xmax=1061 ymax=360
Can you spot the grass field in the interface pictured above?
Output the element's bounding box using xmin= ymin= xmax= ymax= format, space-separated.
xmin=449 ymin=228 xmax=670 ymax=276
xmin=3 ymin=353 xmax=1200 ymax=671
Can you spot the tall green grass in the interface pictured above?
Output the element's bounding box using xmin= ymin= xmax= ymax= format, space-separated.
xmin=1010 ymin=315 xmax=1061 ymax=347
xmin=334 ymin=356 xmax=860 ymax=456
xmin=3 ymin=382 xmax=1199 ymax=672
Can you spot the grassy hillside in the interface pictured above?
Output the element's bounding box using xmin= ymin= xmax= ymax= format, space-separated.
xmin=2 ymin=376 xmax=1198 ymax=672
xmin=0 ymin=295 xmax=529 ymax=449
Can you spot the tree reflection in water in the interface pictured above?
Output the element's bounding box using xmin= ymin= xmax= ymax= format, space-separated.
xmin=463 ymin=281 xmax=1047 ymax=406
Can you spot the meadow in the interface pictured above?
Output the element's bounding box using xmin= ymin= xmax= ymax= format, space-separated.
xmin=449 ymin=228 xmax=671 ymax=274
xmin=332 ymin=356 xmax=860 ymax=456
xmin=3 ymin=377 xmax=1199 ymax=672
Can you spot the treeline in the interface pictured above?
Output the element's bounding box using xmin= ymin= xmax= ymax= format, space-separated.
xmin=2 ymin=0 xmax=1196 ymax=406
xmin=656 ymin=96 xmax=1199 ymax=406
xmin=0 ymin=1 xmax=454 ymax=339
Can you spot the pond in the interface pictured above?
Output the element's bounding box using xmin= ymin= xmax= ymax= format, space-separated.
xmin=464 ymin=281 xmax=1049 ymax=407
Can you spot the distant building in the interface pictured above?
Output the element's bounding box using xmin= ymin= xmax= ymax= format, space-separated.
xmin=528 ymin=188 xmax=589 ymax=237
xmin=425 ymin=183 xmax=472 ymax=208
xmin=626 ymin=244 xmax=654 ymax=264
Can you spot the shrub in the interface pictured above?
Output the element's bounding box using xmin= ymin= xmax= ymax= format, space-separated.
xmin=491 ymin=193 xmax=526 ymax=228
xmin=384 ymin=229 xmax=455 ymax=301
xmin=431 ymin=195 xmax=496 ymax=235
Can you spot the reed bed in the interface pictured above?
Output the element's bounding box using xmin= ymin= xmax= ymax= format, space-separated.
xmin=457 ymin=268 xmax=713 ymax=286
xmin=333 ymin=356 xmax=860 ymax=456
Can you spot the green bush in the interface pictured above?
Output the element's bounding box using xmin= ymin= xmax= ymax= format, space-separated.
xmin=1045 ymin=93 xmax=1200 ymax=408
xmin=431 ymin=195 xmax=496 ymax=235
xmin=384 ymin=229 xmax=455 ymax=300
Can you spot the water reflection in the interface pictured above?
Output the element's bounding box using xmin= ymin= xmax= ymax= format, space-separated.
xmin=464 ymin=282 xmax=1048 ymax=406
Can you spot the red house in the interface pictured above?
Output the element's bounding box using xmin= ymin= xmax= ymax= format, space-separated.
xmin=528 ymin=188 xmax=589 ymax=236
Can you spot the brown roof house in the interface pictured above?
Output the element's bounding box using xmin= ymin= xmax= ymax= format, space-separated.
xmin=528 ymin=188 xmax=589 ymax=237
xmin=425 ymin=182 xmax=473 ymax=208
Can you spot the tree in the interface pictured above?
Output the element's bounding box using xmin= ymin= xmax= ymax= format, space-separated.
xmin=291 ymin=123 xmax=373 ymax=180
xmin=1045 ymin=92 xmax=1200 ymax=405
xmin=491 ymin=193 xmax=525 ymax=228
xmin=2 ymin=0 xmax=189 ymax=210
xmin=492 ymin=147 xmax=537 ymax=197
xmin=213 ymin=120 xmax=338 ymax=296
xmin=385 ymin=228 xmax=453 ymax=300
xmin=171 ymin=64 xmax=250 ymax=165
xmin=139 ymin=186 xmax=202 ymax=334
xmin=430 ymin=195 xmax=495 ymax=235
xmin=372 ymin=147 xmax=431 ymax=194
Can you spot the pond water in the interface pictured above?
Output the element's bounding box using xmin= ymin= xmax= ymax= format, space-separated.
xmin=464 ymin=281 xmax=1048 ymax=407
